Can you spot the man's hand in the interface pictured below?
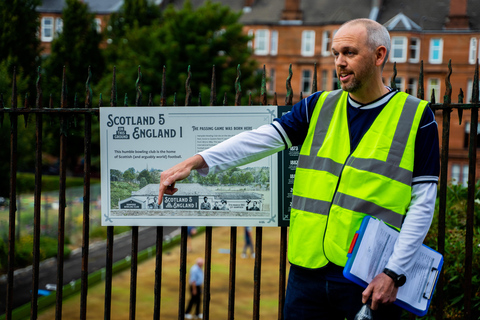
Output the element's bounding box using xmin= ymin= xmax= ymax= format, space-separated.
xmin=158 ymin=154 xmax=207 ymax=205
xmin=362 ymin=272 xmax=398 ymax=310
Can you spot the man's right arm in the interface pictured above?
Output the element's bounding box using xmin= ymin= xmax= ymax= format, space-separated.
xmin=157 ymin=94 xmax=318 ymax=204
xmin=158 ymin=154 xmax=207 ymax=204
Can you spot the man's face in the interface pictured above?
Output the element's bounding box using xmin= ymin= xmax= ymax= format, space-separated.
xmin=331 ymin=25 xmax=377 ymax=95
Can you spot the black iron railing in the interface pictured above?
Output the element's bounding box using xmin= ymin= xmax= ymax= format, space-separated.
xmin=0 ymin=60 xmax=479 ymax=320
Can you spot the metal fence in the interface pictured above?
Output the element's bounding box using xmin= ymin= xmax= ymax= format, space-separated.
xmin=0 ymin=60 xmax=479 ymax=320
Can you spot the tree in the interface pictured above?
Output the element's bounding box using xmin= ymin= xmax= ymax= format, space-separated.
xmin=138 ymin=169 xmax=153 ymax=184
xmin=96 ymin=0 xmax=260 ymax=106
xmin=43 ymin=0 xmax=105 ymax=101
xmin=0 ymin=0 xmax=41 ymax=94
xmin=106 ymin=0 xmax=161 ymax=44
xmin=123 ymin=168 xmax=136 ymax=182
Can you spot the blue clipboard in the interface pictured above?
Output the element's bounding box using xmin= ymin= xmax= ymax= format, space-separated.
xmin=343 ymin=216 xmax=443 ymax=317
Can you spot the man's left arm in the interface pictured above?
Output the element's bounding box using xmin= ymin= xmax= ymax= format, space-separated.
xmin=362 ymin=182 xmax=437 ymax=309
xmin=363 ymin=106 xmax=439 ymax=309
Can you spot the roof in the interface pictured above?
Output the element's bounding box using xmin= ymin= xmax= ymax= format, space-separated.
xmin=172 ymin=0 xmax=480 ymax=31
xmin=37 ymin=0 xmax=480 ymax=30
xmin=378 ymin=0 xmax=480 ymax=31
xmin=37 ymin=0 xmax=124 ymax=14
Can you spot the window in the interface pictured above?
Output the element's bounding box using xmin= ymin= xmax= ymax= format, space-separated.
xmin=94 ymin=18 xmax=102 ymax=33
xmin=321 ymin=30 xmax=331 ymax=56
xmin=407 ymin=78 xmax=417 ymax=97
xmin=462 ymin=165 xmax=469 ymax=187
xmin=463 ymin=121 xmax=480 ymax=148
xmin=466 ymin=79 xmax=480 ymax=103
xmin=391 ymin=36 xmax=407 ymax=63
xmin=254 ymin=29 xmax=269 ymax=55
xmin=429 ymin=38 xmax=443 ymax=64
xmin=270 ymin=30 xmax=278 ymax=55
xmin=301 ymin=70 xmax=312 ymax=93
xmin=409 ymin=37 xmax=420 ymax=62
xmin=301 ymin=30 xmax=315 ymax=56
xmin=268 ymin=68 xmax=276 ymax=93
xmin=321 ymin=70 xmax=328 ymax=91
xmin=427 ymin=78 xmax=440 ymax=102
xmin=55 ymin=18 xmax=63 ymax=35
xmin=451 ymin=164 xmax=460 ymax=185
xmin=469 ymin=38 xmax=478 ymax=64
xmin=41 ymin=17 xmax=54 ymax=42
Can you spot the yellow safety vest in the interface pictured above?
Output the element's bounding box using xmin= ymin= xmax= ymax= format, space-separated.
xmin=288 ymin=90 xmax=428 ymax=269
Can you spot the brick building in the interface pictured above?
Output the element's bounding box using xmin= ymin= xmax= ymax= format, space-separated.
xmin=37 ymin=0 xmax=480 ymax=183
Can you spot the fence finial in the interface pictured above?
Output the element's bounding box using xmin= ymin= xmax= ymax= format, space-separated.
xmin=161 ymin=66 xmax=167 ymax=106
xmin=443 ymin=59 xmax=452 ymax=105
xmin=110 ymin=66 xmax=117 ymax=107
xmin=36 ymin=66 xmax=43 ymax=110
xmin=136 ymin=65 xmax=142 ymax=106
xmin=11 ymin=66 xmax=17 ymax=109
xmin=285 ymin=64 xmax=293 ymax=105
xmin=235 ymin=64 xmax=242 ymax=106
xmin=261 ymin=65 xmax=267 ymax=106
xmin=458 ymin=88 xmax=464 ymax=125
xmin=390 ymin=62 xmax=397 ymax=91
xmin=210 ymin=65 xmax=217 ymax=106
xmin=85 ymin=66 xmax=92 ymax=109
xmin=61 ymin=66 xmax=68 ymax=108
xmin=418 ymin=61 xmax=424 ymax=100
xmin=185 ymin=66 xmax=192 ymax=106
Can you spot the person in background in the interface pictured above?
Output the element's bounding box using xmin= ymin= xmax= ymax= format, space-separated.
xmin=242 ymin=226 xmax=255 ymax=258
xmin=187 ymin=226 xmax=197 ymax=252
xmin=185 ymin=257 xmax=204 ymax=319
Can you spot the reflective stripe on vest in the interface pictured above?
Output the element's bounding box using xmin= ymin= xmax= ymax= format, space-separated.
xmin=288 ymin=90 xmax=428 ymax=269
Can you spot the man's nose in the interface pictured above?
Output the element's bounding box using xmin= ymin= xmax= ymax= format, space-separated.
xmin=335 ymin=54 xmax=346 ymax=67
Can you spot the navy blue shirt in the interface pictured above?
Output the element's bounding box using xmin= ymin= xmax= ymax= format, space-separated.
xmin=274 ymin=90 xmax=440 ymax=184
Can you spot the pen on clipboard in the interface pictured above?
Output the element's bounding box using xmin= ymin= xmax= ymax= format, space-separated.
xmin=423 ymin=267 xmax=438 ymax=300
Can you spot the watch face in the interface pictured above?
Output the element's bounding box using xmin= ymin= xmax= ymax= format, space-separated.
xmin=397 ymin=274 xmax=406 ymax=287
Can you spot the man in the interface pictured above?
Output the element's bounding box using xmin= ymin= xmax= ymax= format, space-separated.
xmin=159 ymin=18 xmax=439 ymax=320
xmin=200 ymin=196 xmax=211 ymax=210
xmin=185 ymin=257 xmax=204 ymax=319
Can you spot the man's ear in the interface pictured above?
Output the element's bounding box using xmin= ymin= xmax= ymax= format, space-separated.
xmin=375 ymin=46 xmax=388 ymax=67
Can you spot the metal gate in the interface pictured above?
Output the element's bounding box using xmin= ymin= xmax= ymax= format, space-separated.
xmin=0 ymin=60 xmax=479 ymax=320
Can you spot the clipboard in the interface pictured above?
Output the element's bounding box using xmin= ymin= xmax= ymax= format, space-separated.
xmin=343 ymin=216 xmax=443 ymax=316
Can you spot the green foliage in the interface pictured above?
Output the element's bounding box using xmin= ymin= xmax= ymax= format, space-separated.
xmin=106 ymin=0 xmax=161 ymax=45
xmin=89 ymin=225 xmax=131 ymax=241
xmin=110 ymin=181 xmax=139 ymax=208
xmin=0 ymin=235 xmax=71 ymax=273
xmin=0 ymin=0 xmax=41 ymax=91
xmin=42 ymin=0 xmax=105 ymax=102
xmin=96 ymin=0 xmax=259 ymax=106
xmin=423 ymin=183 xmax=480 ymax=319
xmin=15 ymin=172 xmax=100 ymax=194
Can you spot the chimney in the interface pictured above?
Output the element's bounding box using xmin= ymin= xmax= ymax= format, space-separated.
xmin=445 ymin=0 xmax=469 ymax=29
xmin=281 ymin=0 xmax=303 ymax=21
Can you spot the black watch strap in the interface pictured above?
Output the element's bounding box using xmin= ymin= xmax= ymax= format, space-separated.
xmin=383 ymin=268 xmax=406 ymax=287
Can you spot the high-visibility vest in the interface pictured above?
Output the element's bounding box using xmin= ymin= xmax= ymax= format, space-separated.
xmin=288 ymin=90 xmax=429 ymax=269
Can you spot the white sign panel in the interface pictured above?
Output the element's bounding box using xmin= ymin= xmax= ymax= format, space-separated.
xmin=100 ymin=106 xmax=278 ymax=227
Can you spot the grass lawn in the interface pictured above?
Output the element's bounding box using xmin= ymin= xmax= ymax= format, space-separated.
xmin=37 ymin=226 xmax=289 ymax=319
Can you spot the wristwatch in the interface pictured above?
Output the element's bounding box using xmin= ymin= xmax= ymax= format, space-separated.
xmin=383 ymin=268 xmax=406 ymax=287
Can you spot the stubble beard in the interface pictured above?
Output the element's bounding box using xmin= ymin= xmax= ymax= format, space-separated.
xmin=340 ymin=76 xmax=362 ymax=93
